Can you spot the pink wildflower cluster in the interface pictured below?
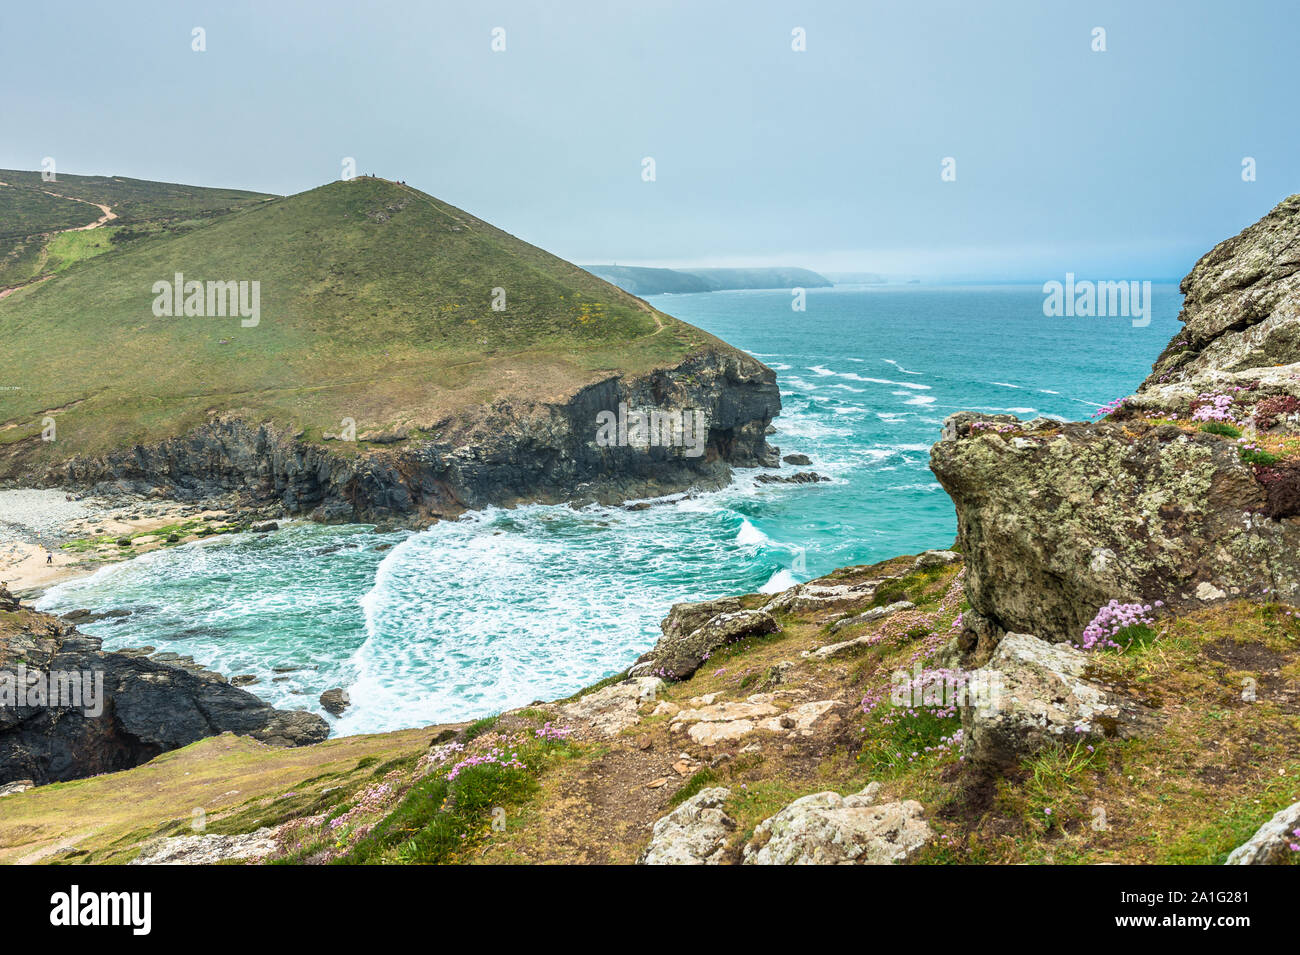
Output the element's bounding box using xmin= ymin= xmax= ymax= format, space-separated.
xmin=1290 ymin=827 xmax=1300 ymax=853
xmin=971 ymin=420 xmax=1016 ymax=434
xmin=1191 ymin=393 xmax=1237 ymax=423
xmin=328 ymin=782 xmax=395 ymax=833
xmin=534 ymin=722 xmax=573 ymax=742
xmin=1091 ymin=397 xmax=1129 ymax=418
xmin=416 ymin=740 xmax=466 ymax=776
xmin=1078 ymin=599 xmax=1163 ymax=650
xmin=445 ymin=745 xmax=525 ymax=781
xmin=884 ymin=726 xmax=964 ymax=764
xmin=859 ymin=570 xmax=967 ymax=715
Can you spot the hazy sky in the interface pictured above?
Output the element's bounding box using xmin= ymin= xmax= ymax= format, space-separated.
xmin=4 ymin=0 xmax=1298 ymax=279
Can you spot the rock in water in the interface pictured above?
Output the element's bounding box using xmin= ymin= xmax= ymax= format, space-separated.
xmin=638 ymin=787 xmax=735 ymax=865
xmin=742 ymin=783 xmax=932 ymax=865
xmin=320 ymin=687 xmax=351 ymax=716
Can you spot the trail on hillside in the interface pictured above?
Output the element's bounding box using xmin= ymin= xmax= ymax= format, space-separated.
xmin=42 ymin=190 xmax=117 ymax=230
xmin=0 ymin=189 xmax=118 ymax=297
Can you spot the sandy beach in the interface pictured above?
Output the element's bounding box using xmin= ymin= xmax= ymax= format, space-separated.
xmin=0 ymin=489 xmax=238 ymax=596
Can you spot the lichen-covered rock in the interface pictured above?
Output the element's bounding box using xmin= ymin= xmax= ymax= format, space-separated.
xmin=960 ymin=633 xmax=1159 ymax=770
xmin=931 ymin=416 xmax=1299 ymax=643
xmin=913 ymin=550 xmax=960 ymax=570
xmin=1145 ymin=194 xmax=1300 ymax=385
xmin=638 ymin=787 xmax=735 ymax=865
xmin=742 ymin=783 xmax=931 ymax=865
xmin=1225 ymin=798 xmax=1300 ymax=865
xmin=827 ymin=600 xmax=914 ymax=636
xmin=130 ymin=827 xmax=278 ymax=866
xmin=630 ymin=605 xmax=778 ymax=680
xmin=557 ymin=676 xmax=664 ymax=736
xmin=931 ymin=198 xmax=1300 ymax=647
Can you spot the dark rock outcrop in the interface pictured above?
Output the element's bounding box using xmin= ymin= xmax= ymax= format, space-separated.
xmin=0 ymin=585 xmax=328 ymax=786
xmin=320 ymin=688 xmax=351 ymax=716
xmin=19 ymin=349 xmax=781 ymax=527
xmin=932 ymin=196 xmax=1300 ymax=648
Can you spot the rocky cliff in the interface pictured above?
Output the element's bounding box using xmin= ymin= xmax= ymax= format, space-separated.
xmin=0 ymin=584 xmax=327 ymax=786
xmin=34 ymin=348 xmax=780 ymax=526
xmin=932 ymin=196 xmax=1300 ymax=651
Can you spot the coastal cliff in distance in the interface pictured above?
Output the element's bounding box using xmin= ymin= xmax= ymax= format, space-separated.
xmin=0 ymin=175 xmax=781 ymax=524
xmin=583 ymin=264 xmax=833 ymax=296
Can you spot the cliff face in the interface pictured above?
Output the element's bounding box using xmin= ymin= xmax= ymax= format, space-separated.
xmin=0 ymin=585 xmax=328 ymax=786
xmin=932 ymin=196 xmax=1300 ymax=649
xmin=35 ymin=349 xmax=780 ymax=525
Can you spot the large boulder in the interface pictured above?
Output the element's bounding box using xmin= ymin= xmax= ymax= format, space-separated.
xmin=931 ymin=417 xmax=1296 ymax=643
xmin=630 ymin=600 xmax=778 ymax=680
xmin=960 ymin=633 xmax=1160 ymax=770
xmin=1225 ymin=798 xmax=1300 ymax=865
xmin=638 ymin=787 xmax=735 ymax=865
xmin=742 ymin=783 xmax=932 ymax=865
xmin=931 ymin=197 xmax=1300 ymax=645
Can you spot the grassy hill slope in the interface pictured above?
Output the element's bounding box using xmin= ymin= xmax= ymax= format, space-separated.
xmin=0 ymin=177 xmax=718 ymax=472
xmin=0 ymin=169 xmax=275 ymax=289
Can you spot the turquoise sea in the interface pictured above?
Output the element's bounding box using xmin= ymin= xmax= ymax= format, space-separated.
xmin=36 ymin=284 xmax=1184 ymax=734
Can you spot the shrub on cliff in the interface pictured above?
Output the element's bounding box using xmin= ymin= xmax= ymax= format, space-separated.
xmin=1254 ymin=395 xmax=1300 ymax=430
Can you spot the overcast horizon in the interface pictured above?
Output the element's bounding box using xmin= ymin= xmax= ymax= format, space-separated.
xmin=4 ymin=0 xmax=1299 ymax=281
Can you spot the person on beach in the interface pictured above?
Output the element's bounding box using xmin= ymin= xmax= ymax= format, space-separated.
xmin=46 ymin=551 xmax=53 ymax=564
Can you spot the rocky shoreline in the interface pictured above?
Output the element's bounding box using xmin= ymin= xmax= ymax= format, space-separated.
xmin=0 ymin=583 xmax=327 ymax=788
xmin=5 ymin=349 xmax=782 ymax=528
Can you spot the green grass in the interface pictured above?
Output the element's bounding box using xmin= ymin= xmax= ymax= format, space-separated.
xmin=1198 ymin=421 xmax=1242 ymax=438
xmin=0 ymin=169 xmax=275 ymax=293
xmin=43 ymin=227 xmax=124 ymax=273
xmin=1240 ymin=447 xmax=1282 ymax=466
xmin=668 ymin=768 xmax=719 ymax=807
xmin=856 ymin=700 xmax=962 ymax=778
xmin=461 ymin=716 xmax=500 ymax=742
xmin=0 ymin=177 xmax=721 ymax=476
xmin=328 ymin=738 xmax=572 ymax=865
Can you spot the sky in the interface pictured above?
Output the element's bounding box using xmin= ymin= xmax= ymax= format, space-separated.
xmin=3 ymin=0 xmax=1298 ymax=280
